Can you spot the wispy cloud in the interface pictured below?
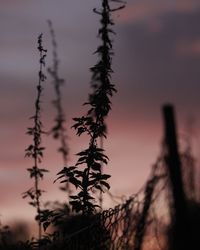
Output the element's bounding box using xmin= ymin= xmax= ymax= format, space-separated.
xmin=176 ymin=38 xmax=200 ymax=57
xmin=116 ymin=0 xmax=200 ymax=24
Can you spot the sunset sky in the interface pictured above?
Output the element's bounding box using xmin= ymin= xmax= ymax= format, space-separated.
xmin=1 ymin=0 xmax=200 ymax=230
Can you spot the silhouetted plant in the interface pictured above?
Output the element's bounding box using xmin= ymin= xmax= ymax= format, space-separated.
xmin=0 ymin=222 xmax=32 ymax=250
xmin=47 ymin=20 xmax=70 ymax=196
xmin=23 ymin=34 xmax=48 ymax=241
xmin=55 ymin=0 xmax=125 ymax=215
xmin=47 ymin=20 xmax=69 ymax=165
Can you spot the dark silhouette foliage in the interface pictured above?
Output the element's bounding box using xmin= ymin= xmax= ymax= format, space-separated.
xmin=47 ymin=20 xmax=69 ymax=166
xmin=55 ymin=0 xmax=125 ymax=215
xmin=47 ymin=20 xmax=71 ymax=196
xmin=22 ymin=34 xmax=48 ymax=241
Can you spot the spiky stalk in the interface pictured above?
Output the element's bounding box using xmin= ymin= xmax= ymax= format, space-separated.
xmin=47 ymin=20 xmax=69 ymax=165
xmin=56 ymin=0 xmax=125 ymax=215
xmin=23 ymin=34 xmax=48 ymax=241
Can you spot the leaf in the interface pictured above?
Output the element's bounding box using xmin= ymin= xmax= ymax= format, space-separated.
xmin=77 ymin=127 xmax=86 ymax=135
xmin=54 ymin=174 xmax=66 ymax=183
xmin=100 ymin=181 xmax=110 ymax=190
xmin=69 ymin=195 xmax=79 ymax=200
xmin=69 ymin=177 xmax=81 ymax=188
xmin=25 ymin=145 xmax=34 ymax=151
xmin=88 ymin=179 xmax=97 ymax=186
xmin=77 ymin=156 xmax=87 ymax=163
xmin=95 ymin=184 xmax=104 ymax=192
xmin=91 ymin=162 xmax=101 ymax=171
xmin=56 ymin=167 xmax=68 ymax=175
xmin=38 ymin=147 xmax=45 ymax=151
xmin=60 ymin=179 xmax=68 ymax=183
xmin=101 ymin=174 xmax=111 ymax=180
xmin=29 ymin=202 xmax=36 ymax=207
xmin=40 ymin=168 xmax=49 ymax=173
xmin=68 ymin=166 xmax=76 ymax=171
xmin=76 ymin=150 xmax=88 ymax=156
xmin=72 ymin=117 xmax=81 ymax=122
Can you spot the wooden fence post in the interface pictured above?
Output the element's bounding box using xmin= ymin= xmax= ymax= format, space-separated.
xmin=163 ymin=104 xmax=189 ymax=250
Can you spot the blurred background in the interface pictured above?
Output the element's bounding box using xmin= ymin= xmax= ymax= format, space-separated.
xmin=1 ymin=0 xmax=200 ymax=235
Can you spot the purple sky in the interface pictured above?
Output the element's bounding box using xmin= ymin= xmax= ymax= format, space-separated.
xmin=1 ymin=0 xmax=200 ymax=231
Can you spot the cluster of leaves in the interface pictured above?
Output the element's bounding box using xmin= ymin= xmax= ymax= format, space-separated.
xmin=47 ymin=20 xmax=69 ymax=165
xmin=23 ymin=34 xmax=48 ymax=240
xmin=38 ymin=201 xmax=70 ymax=232
xmin=56 ymin=0 xmax=125 ymax=215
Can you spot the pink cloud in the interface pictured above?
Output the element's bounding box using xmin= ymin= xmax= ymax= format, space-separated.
xmin=115 ymin=0 xmax=200 ymax=24
xmin=176 ymin=38 xmax=200 ymax=57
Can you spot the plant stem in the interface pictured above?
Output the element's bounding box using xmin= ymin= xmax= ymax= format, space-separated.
xmin=24 ymin=34 xmax=47 ymax=242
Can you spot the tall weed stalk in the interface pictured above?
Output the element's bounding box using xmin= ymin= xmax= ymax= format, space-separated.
xmin=23 ymin=34 xmax=48 ymax=241
xmin=47 ymin=20 xmax=69 ymax=165
xmin=55 ymin=0 xmax=125 ymax=215
xmin=47 ymin=20 xmax=70 ymax=196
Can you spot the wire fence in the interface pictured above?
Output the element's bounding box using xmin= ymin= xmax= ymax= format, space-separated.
xmin=1 ymin=144 xmax=197 ymax=250
xmin=41 ymin=154 xmax=169 ymax=250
